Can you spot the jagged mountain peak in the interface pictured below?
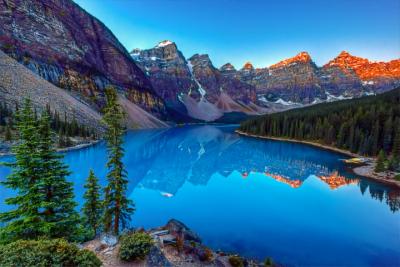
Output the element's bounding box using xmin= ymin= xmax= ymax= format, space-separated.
xmin=189 ymin=53 xmax=211 ymax=60
xmin=220 ymin=63 xmax=236 ymax=72
xmin=156 ymin=40 xmax=175 ymax=48
xmin=338 ymin=50 xmax=352 ymax=57
xmin=132 ymin=40 xmax=183 ymax=62
xmin=270 ymin=52 xmax=312 ymax=69
xmin=188 ymin=54 xmax=214 ymax=68
xmin=130 ymin=48 xmax=142 ymax=56
xmin=325 ymin=51 xmax=369 ymax=68
xmin=242 ymin=62 xmax=254 ymax=70
xmin=325 ymin=51 xmax=400 ymax=81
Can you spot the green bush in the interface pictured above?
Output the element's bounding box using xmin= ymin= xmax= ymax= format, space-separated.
xmin=395 ymin=174 xmax=400 ymax=181
xmin=228 ymin=255 xmax=244 ymax=267
xmin=0 ymin=238 xmax=101 ymax=267
xmin=119 ymin=232 xmax=154 ymax=261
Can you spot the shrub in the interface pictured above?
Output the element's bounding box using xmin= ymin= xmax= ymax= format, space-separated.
xmin=264 ymin=257 xmax=274 ymax=266
xmin=119 ymin=232 xmax=154 ymax=261
xmin=395 ymin=174 xmax=400 ymax=181
xmin=201 ymin=247 xmax=214 ymax=262
xmin=0 ymin=238 xmax=101 ymax=267
xmin=228 ymin=255 xmax=244 ymax=267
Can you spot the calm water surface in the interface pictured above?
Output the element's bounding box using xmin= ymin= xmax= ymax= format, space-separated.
xmin=1 ymin=125 xmax=400 ymax=266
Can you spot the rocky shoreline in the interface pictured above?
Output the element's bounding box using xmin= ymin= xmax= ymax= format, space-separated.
xmin=0 ymin=138 xmax=100 ymax=157
xmin=235 ymin=130 xmax=400 ymax=189
xmin=84 ymin=219 xmax=276 ymax=267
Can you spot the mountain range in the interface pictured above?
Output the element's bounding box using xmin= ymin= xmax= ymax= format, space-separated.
xmin=0 ymin=0 xmax=399 ymax=127
xmin=132 ymin=41 xmax=400 ymax=121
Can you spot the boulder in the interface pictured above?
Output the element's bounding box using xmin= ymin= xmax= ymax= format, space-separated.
xmin=146 ymin=245 xmax=173 ymax=267
xmin=165 ymin=219 xmax=201 ymax=243
xmin=100 ymin=233 xmax=118 ymax=247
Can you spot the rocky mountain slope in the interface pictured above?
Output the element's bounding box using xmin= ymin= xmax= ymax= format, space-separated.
xmin=0 ymin=49 xmax=167 ymax=130
xmin=132 ymin=41 xmax=264 ymax=122
xmin=133 ymin=40 xmax=400 ymax=121
xmin=0 ymin=0 xmax=166 ymax=118
xmin=0 ymin=0 xmax=398 ymax=125
xmin=323 ymin=51 xmax=400 ymax=93
xmin=0 ymin=50 xmax=102 ymax=130
xmin=236 ymin=51 xmax=400 ymax=104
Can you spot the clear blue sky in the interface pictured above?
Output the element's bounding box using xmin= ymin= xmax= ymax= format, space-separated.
xmin=74 ymin=0 xmax=400 ymax=69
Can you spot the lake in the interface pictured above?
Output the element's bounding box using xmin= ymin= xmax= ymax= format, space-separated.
xmin=1 ymin=125 xmax=399 ymax=266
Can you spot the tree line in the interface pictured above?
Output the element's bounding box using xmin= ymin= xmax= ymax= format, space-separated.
xmin=0 ymin=86 xmax=132 ymax=244
xmin=0 ymin=102 xmax=97 ymax=146
xmin=239 ymin=88 xmax=400 ymax=171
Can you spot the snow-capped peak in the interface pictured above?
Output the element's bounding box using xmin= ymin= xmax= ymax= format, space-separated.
xmin=156 ymin=40 xmax=174 ymax=48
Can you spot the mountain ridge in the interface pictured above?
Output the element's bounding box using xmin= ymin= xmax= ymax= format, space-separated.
xmin=132 ymin=40 xmax=400 ymax=121
xmin=0 ymin=0 xmax=166 ymax=118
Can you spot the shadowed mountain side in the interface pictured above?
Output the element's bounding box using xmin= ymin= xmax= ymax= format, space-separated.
xmin=0 ymin=0 xmax=166 ymax=118
xmin=118 ymin=96 xmax=169 ymax=129
xmin=0 ymin=50 xmax=102 ymax=130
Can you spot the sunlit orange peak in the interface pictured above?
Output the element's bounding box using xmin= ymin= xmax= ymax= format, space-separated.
xmin=243 ymin=61 xmax=254 ymax=70
xmin=270 ymin=51 xmax=311 ymax=69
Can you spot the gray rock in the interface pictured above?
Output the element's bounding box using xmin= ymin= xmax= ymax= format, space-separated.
xmin=146 ymin=245 xmax=173 ymax=267
xmin=165 ymin=219 xmax=201 ymax=243
xmin=100 ymin=233 xmax=118 ymax=247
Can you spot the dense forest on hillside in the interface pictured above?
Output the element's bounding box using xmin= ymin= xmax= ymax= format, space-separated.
xmin=0 ymin=103 xmax=97 ymax=147
xmin=239 ymin=88 xmax=400 ymax=158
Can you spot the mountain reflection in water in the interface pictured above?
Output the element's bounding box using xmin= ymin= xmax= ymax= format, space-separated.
xmin=1 ymin=125 xmax=400 ymax=266
xmin=120 ymin=125 xmax=399 ymax=212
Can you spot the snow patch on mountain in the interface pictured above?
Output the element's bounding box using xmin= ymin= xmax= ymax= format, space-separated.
xmin=275 ymin=98 xmax=296 ymax=105
xmin=326 ymin=92 xmax=352 ymax=101
xmin=187 ymin=60 xmax=207 ymax=98
xmin=362 ymin=80 xmax=375 ymax=85
xmin=156 ymin=40 xmax=173 ymax=48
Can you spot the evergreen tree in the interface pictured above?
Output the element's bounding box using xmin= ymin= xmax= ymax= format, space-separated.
xmin=0 ymin=99 xmax=43 ymax=242
xmin=102 ymin=87 xmax=134 ymax=235
xmin=383 ymin=117 xmax=393 ymax=153
xmin=388 ymin=156 xmax=399 ymax=172
xmin=0 ymin=102 xmax=79 ymax=243
xmin=392 ymin=121 xmax=400 ymax=157
xmin=375 ymin=149 xmax=386 ymax=173
xmin=239 ymin=88 xmax=400 ymax=157
xmin=36 ymin=111 xmax=80 ymax=239
xmin=82 ymin=170 xmax=102 ymax=236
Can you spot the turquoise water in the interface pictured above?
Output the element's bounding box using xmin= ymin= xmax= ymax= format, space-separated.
xmin=1 ymin=125 xmax=400 ymax=266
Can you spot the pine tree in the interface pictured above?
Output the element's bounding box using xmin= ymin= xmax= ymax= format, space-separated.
xmin=36 ymin=110 xmax=79 ymax=239
xmin=82 ymin=170 xmax=102 ymax=236
xmin=0 ymin=99 xmax=43 ymax=242
xmin=383 ymin=117 xmax=393 ymax=153
xmin=102 ymin=87 xmax=134 ymax=235
xmin=392 ymin=121 xmax=400 ymax=157
xmin=371 ymin=120 xmax=380 ymax=156
xmin=375 ymin=149 xmax=386 ymax=173
xmin=0 ymin=102 xmax=79 ymax=243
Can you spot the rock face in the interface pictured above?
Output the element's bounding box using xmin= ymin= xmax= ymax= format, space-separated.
xmin=134 ymin=40 xmax=400 ymax=118
xmin=323 ymin=51 xmax=400 ymax=93
xmin=165 ymin=219 xmax=202 ymax=243
xmin=0 ymin=50 xmax=102 ymax=130
xmin=0 ymin=0 xmax=166 ymax=117
xmin=263 ymin=52 xmax=325 ymax=103
xmin=132 ymin=41 xmax=261 ymax=122
xmin=237 ymin=51 xmax=400 ymax=104
xmin=132 ymin=41 xmax=200 ymax=108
